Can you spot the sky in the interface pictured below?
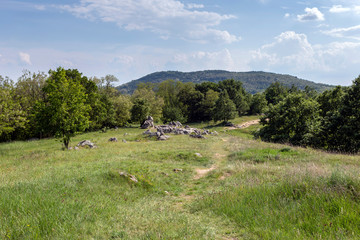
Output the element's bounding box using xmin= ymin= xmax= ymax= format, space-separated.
xmin=1 ymin=0 xmax=360 ymax=86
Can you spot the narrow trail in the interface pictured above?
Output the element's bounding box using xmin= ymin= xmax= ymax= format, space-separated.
xmin=173 ymin=119 xmax=259 ymax=239
xmin=193 ymin=119 xmax=260 ymax=180
xmin=227 ymin=119 xmax=260 ymax=130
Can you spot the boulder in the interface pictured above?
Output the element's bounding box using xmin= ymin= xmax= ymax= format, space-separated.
xmin=141 ymin=116 xmax=154 ymax=129
xmin=77 ymin=140 xmax=97 ymax=148
xmin=108 ymin=137 xmax=118 ymax=142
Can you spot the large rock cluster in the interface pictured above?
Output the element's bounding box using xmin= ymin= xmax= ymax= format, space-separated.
xmin=141 ymin=116 xmax=154 ymax=129
xmin=143 ymin=121 xmax=217 ymax=140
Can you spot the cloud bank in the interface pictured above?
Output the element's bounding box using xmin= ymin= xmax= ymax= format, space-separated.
xmin=60 ymin=0 xmax=240 ymax=43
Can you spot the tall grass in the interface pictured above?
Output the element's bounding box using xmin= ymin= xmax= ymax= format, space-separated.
xmin=192 ymin=170 xmax=360 ymax=239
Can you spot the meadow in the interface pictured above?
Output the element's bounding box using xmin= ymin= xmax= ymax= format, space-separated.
xmin=1 ymin=116 xmax=360 ymax=239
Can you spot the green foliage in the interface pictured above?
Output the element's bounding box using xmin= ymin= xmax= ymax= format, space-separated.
xmin=218 ymin=79 xmax=250 ymax=116
xmin=112 ymin=94 xmax=133 ymax=126
xmin=0 ymin=77 xmax=27 ymax=140
xmin=41 ymin=67 xmax=90 ymax=148
xmin=264 ymin=82 xmax=289 ymax=105
xmin=249 ymin=92 xmax=267 ymax=115
xmin=132 ymin=85 xmax=164 ymax=123
xmin=131 ymin=98 xmax=150 ymax=124
xmin=258 ymin=93 xmax=321 ymax=146
xmin=213 ymin=90 xmax=237 ymax=123
xmin=334 ymin=76 xmax=360 ymax=153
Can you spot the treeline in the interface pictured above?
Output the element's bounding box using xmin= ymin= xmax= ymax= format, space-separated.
xmin=1 ymin=67 xmax=359 ymax=153
xmin=0 ymin=67 xmax=262 ymax=147
xmin=257 ymin=76 xmax=360 ymax=153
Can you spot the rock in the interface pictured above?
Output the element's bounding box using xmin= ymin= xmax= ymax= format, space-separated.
xmin=124 ymin=133 xmax=128 ymax=136
xmin=143 ymin=129 xmax=152 ymax=135
xmin=190 ymin=134 xmax=206 ymax=139
xmin=122 ymin=139 xmax=127 ymax=143
xmin=185 ymin=125 xmax=191 ymax=129
xmin=195 ymin=153 xmax=202 ymax=157
xmin=119 ymin=172 xmax=138 ymax=183
xmin=173 ymin=168 xmax=183 ymax=172
xmin=109 ymin=137 xmax=118 ymax=142
xmin=158 ymin=135 xmax=170 ymax=141
xmin=128 ymin=174 xmax=138 ymax=183
xmin=168 ymin=121 xmax=182 ymax=127
xmin=141 ymin=116 xmax=154 ymax=129
xmin=77 ymin=140 xmax=97 ymax=148
xmin=74 ymin=146 xmax=79 ymax=150
xmin=225 ymin=122 xmax=236 ymax=127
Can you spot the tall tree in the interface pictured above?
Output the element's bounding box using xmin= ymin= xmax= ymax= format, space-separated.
xmin=213 ymin=90 xmax=237 ymax=123
xmin=0 ymin=76 xmax=27 ymax=140
xmin=335 ymin=76 xmax=360 ymax=153
xmin=218 ymin=79 xmax=249 ymax=116
xmin=41 ymin=67 xmax=90 ymax=149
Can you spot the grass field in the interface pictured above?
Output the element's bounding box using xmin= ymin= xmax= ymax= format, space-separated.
xmin=1 ymin=117 xmax=360 ymax=239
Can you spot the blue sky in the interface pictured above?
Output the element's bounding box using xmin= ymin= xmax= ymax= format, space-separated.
xmin=1 ymin=0 xmax=360 ymax=86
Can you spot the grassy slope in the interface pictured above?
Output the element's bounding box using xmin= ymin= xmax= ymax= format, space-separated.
xmin=1 ymin=117 xmax=359 ymax=239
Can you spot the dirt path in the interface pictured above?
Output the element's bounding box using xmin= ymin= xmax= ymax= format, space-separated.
xmin=194 ymin=164 xmax=217 ymax=180
xmin=227 ymin=119 xmax=260 ymax=130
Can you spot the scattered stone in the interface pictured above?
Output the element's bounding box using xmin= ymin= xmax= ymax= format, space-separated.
xmin=77 ymin=140 xmax=97 ymax=148
xmin=124 ymin=133 xmax=128 ymax=136
xmin=158 ymin=135 xmax=170 ymax=141
xmin=190 ymin=134 xmax=206 ymax=139
xmin=122 ymin=139 xmax=127 ymax=143
xmin=119 ymin=171 xmax=138 ymax=183
xmin=161 ymin=172 xmax=169 ymax=176
xmin=108 ymin=137 xmax=118 ymax=142
xmin=173 ymin=168 xmax=183 ymax=172
xmin=164 ymin=191 xmax=170 ymax=195
xmin=141 ymin=116 xmax=154 ymax=129
xmin=74 ymin=146 xmax=79 ymax=150
xmin=195 ymin=153 xmax=202 ymax=157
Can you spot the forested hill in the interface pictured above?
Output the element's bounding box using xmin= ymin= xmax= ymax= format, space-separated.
xmin=116 ymin=70 xmax=333 ymax=94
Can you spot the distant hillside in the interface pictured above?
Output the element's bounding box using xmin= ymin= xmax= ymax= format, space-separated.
xmin=117 ymin=70 xmax=333 ymax=94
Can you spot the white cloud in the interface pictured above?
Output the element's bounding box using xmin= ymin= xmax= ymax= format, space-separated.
xmin=34 ymin=5 xmax=46 ymax=11
xmin=322 ymin=25 xmax=360 ymax=40
xmin=60 ymin=0 xmax=240 ymax=44
xmin=250 ymin=31 xmax=360 ymax=84
xmin=297 ymin=7 xmax=324 ymax=22
xmin=19 ymin=52 xmax=31 ymax=65
xmin=284 ymin=13 xmax=290 ymax=18
xmin=187 ymin=3 xmax=204 ymax=9
xmin=329 ymin=5 xmax=350 ymax=13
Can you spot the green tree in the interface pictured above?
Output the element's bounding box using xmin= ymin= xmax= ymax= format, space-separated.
xmin=218 ymin=79 xmax=249 ymax=116
xmin=132 ymin=85 xmax=164 ymax=122
xmin=41 ymin=67 xmax=90 ymax=149
xmin=257 ymin=93 xmax=320 ymax=146
xmin=213 ymin=90 xmax=237 ymax=123
xmin=264 ymin=82 xmax=289 ymax=105
xmin=131 ymin=98 xmax=150 ymax=125
xmin=112 ymin=94 xmax=133 ymax=126
xmin=197 ymin=89 xmax=219 ymax=121
xmin=13 ymin=70 xmax=47 ymax=139
xmin=315 ymin=86 xmax=345 ymax=150
xmin=334 ymin=76 xmax=360 ymax=153
xmin=249 ymin=93 xmax=267 ymax=115
xmin=0 ymin=76 xmax=27 ymax=140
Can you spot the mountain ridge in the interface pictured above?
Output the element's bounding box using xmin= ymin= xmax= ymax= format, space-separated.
xmin=116 ymin=70 xmax=334 ymax=94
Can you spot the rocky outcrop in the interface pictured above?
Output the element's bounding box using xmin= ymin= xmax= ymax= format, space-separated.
xmin=143 ymin=121 xmax=217 ymax=140
xmin=141 ymin=116 xmax=154 ymax=129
